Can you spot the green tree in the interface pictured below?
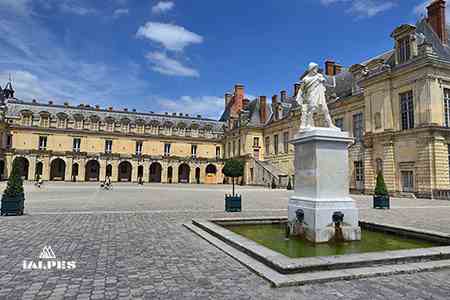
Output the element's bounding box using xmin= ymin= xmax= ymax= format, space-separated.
xmin=3 ymin=160 xmax=24 ymax=199
xmin=223 ymin=159 xmax=244 ymax=196
xmin=374 ymin=172 xmax=388 ymax=196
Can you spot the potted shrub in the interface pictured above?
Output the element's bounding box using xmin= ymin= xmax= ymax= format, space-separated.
xmin=373 ymin=172 xmax=390 ymax=209
xmin=287 ymin=177 xmax=293 ymax=190
xmin=1 ymin=161 xmax=25 ymax=216
xmin=223 ymin=159 xmax=244 ymax=212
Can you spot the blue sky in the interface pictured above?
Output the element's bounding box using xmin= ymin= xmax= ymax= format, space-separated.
xmin=0 ymin=0 xmax=440 ymax=119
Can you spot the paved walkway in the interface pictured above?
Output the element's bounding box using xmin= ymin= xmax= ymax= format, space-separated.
xmin=1 ymin=183 xmax=450 ymax=299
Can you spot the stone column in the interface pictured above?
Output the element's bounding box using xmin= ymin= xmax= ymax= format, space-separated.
xmin=28 ymin=155 xmax=37 ymax=181
xmin=200 ymin=163 xmax=206 ymax=184
xmin=382 ymin=141 xmax=397 ymax=194
xmin=172 ymin=163 xmax=179 ymax=183
xmin=99 ymin=159 xmax=107 ymax=182
xmin=131 ymin=160 xmax=139 ymax=182
xmin=65 ymin=157 xmax=73 ymax=182
xmin=111 ymin=160 xmax=119 ymax=182
xmin=416 ymin=136 xmax=433 ymax=198
xmin=42 ymin=156 xmax=50 ymax=181
xmin=190 ymin=163 xmax=197 ymax=184
xmin=161 ymin=160 xmax=169 ymax=183
xmin=79 ymin=159 xmax=86 ymax=182
xmin=432 ymin=136 xmax=450 ymax=190
xmin=143 ymin=160 xmax=150 ymax=182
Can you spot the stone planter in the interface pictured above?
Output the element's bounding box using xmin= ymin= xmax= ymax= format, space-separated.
xmin=225 ymin=195 xmax=242 ymax=212
xmin=373 ymin=195 xmax=390 ymax=209
xmin=1 ymin=194 xmax=25 ymax=216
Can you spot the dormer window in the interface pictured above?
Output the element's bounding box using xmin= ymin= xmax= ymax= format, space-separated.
xmin=397 ymin=37 xmax=411 ymax=64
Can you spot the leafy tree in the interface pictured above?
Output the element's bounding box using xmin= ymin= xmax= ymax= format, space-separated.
xmin=374 ymin=172 xmax=388 ymax=196
xmin=223 ymin=159 xmax=244 ymax=196
xmin=3 ymin=160 xmax=24 ymax=199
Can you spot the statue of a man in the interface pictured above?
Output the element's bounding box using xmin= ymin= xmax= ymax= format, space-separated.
xmin=295 ymin=62 xmax=337 ymax=130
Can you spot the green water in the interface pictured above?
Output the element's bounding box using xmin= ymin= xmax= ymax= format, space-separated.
xmin=225 ymin=224 xmax=440 ymax=258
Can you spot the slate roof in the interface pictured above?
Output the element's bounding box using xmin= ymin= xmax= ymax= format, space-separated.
xmin=5 ymin=99 xmax=225 ymax=133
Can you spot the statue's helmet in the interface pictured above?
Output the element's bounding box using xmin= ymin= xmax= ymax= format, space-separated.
xmin=308 ymin=62 xmax=319 ymax=72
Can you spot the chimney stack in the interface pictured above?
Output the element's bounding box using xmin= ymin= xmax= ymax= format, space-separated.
xmin=259 ymin=96 xmax=267 ymax=123
xmin=325 ymin=60 xmax=336 ymax=76
xmin=280 ymin=90 xmax=287 ymax=102
xmin=294 ymin=83 xmax=301 ymax=97
xmin=427 ymin=0 xmax=448 ymax=44
xmin=231 ymin=84 xmax=245 ymax=115
xmin=335 ymin=64 xmax=343 ymax=74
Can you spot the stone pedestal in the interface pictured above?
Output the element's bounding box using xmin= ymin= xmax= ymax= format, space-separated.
xmin=288 ymin=127 xmax=361 ymax=243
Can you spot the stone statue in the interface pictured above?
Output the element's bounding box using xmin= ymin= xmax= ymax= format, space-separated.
xmin=295 ymin=62 xmax=337 ymax=130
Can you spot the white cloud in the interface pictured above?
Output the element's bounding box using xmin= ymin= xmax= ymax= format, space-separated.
xmin=157 ymin=95 xmax=223 ymax=119
xmin=320 ymin=0 xmax=395 ymax=18
xmin=59 ymin=1 xmax=96 ymax=16
xmin=113 ymin=8 xmax=129 ymax=18
xmin=152 ymin=1 xmax=175 ymax=14
xmin=145 ymin=51 xmax=199 ymax=77
xmin=136 ymin=22 xmax=203 ymax=52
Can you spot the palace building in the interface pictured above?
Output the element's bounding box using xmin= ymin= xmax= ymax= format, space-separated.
xmin=0 ymin=85 xmax=225 ymax=184
xmin=221 ymin=0 xmax=450 ymax=199
xmin=3 ymin=0 xmax=450 ymax=200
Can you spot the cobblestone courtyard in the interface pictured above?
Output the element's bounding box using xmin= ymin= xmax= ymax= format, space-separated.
xmin=1 ymin=183 xmax=450 ymax=299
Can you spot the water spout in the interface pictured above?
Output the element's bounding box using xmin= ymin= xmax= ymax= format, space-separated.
xmin=332 ymin=211 xmax=345 ymax=242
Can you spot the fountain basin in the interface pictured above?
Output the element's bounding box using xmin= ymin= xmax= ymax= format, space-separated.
xmin=187 ymin=217 xmax=450 ymax=276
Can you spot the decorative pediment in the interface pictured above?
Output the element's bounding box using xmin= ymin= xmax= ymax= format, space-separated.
xmin=390 ymin=24 xmax=416 ymax=39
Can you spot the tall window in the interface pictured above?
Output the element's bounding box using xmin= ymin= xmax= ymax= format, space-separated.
xmin=137 ymin=124 xmax=145 ymax=134
xmin=253 ymin=137 xmax=260 ymax=147
xmin=106 ymin=122 xmax=113 ymax=132
xmin=274 ymin=134 xmax=279 ymax=155
xmin=38 ymin=136 xmax=47 ymax=150
xmin=354 ymin=161 xmax=364 ymax=190
xmin=105 ymin=140 xmax=113 ymax=154
xmin=400 ymin=91 xmax=414 ymax=130
xmin=57 ymin=118 xmax=66 ymax=129
xmin=401 ymin=171 xmax=414 ymax=192
xmin=398 ymin=37 xmax=411 ymax=64
xmin=238 ymin=139 xmax=241 ymax=156
xmin=444 ymin=89 xmax=450 ymax=127
xmin=216 ymin=146 xmax=221 ymax=158
xmin=164 ymin=143 xmax=171 ymax=156
xmin=40 ymin=117 xmax=49 ymax=128
xmin=6 ymin=134 xmax=12 ymax=149
xmin=335 ymin=118 xmax=344 ymax=131
xmin=265 ymin=136 xmax=270 ymax=156
xmin=352 ymin=113 xmax=364 ymax=142
xmin=232 ymin=141 xmax=236 ymax=157
xmin=73 ymin=138 xmax=81 ymax=152
xmin=22 ymin=115 xmax=32 ymax=126
xmin=136 ymin=141 xmax=143 ymax=155
xmin=191 ymin=144 xmax=197 ymax=158
xmin=283 ymin=132 xmax=289 ymax=153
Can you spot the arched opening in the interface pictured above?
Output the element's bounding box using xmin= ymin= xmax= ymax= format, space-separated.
xmin=205 ymin=164 xmax=218 ymax=184
xmin=72 ymin=163 xmax=79 ymax=182
xmin=0 ymin=160 xmax=4 ymax=180
xmin=138 ymin=165 xmax=144 ymax=178
xmin=85 ymin=160 xmax=100 ymax=181
xmin=167 ymin=166 xmax=173 ymax=183
xmin=149 ymin=162 xmax=162 ymax=183
xmin=50 ymin=158 xmax=66 ymax=181
xmin=13 ymin=157 xmax=29 ymax=180
xmin=178 ymin=163 xmax=190 ymax=183
xmin=195 ymin=167 xmax=201 ymax=184
xmin=118 ymin=161 xmax=132 ymax=182
xmin=35 ymin=161 xmax=43 ymax=180
xmin=106 ymin=164 xmax=112 ymax=178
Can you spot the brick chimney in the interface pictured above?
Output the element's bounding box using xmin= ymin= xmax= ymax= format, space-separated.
xmin=335 ymin=64 xmax=343 ymax=74
xmin=294 ymin=83 xmax=301 ymax=97
xmin=427 ymin=0 xmax=448 ymax=44
xmin=259 ymin=96 xmax=267 ymax=124
xmin=280 ymin=90 xmax=287 ymax=102
xmin=325 ymin=60 xmax=336 ymax=76
xmin=230 ymin=84 xmax=245 ymax=116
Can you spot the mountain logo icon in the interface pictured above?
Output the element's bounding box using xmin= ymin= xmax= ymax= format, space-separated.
xmin=39 ymin=246 xmax=56 ymax=259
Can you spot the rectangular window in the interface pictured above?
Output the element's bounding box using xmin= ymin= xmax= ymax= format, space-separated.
xmin=164 ymin=143 xmax=171 ymax=156
xmin=73 ymin=138 xmax=81 ymax=152
xmin=354 ymin=161 xmax=364 ymax=190
xmin=136 ymin=141 xmax=143 ymax=155
xmin=335 ymin=118 xmax=344 ymax=131
xmin=75 ymin=119 xmax=83 ymax=130
xmin=400 ymin=91 xmax=414 ymax=130
xmin=58 ymin=118 xmax=66 ymax=128
xmin=401 ymin=171 xmax=414 ymax=192
xmin=105 ymin=140 xmax=113 ymax=154
xmin=352 ymin=113 xmax=364 ymax=142
xmin=6 ymin=134 xmax=12 ymax=148
xmin=445 ymin=89 xmax=450 ymax=127
xmin=265 ymin=136 xmax=270 ymax=156
xmin=274 ymin=134 xmax=279 ymax=155
xmin=106 ymin=122 xmax=113 ymax=132
xmin=191 ymin=144 xmax=197 ymax=158
xmin=283 ymin=132 xmax=289 ymax=153
xmin=253 ymin=137 xmax=260 ymax=147
xmin=40 ymin=117 xmax=49 ymax=128
xmin=398 ymin=37 xmax=411 ymax=64
xmin=122 ymin=124 xmax=129 ymax=134
xmin=38 ymin=136 xmax=47 ymax=150
xmin=232 ymin=140 xmax=236 ymax=157
xmin=216 ymin=146 xmax=221 ymax=158
xmin=137 ymin=124 xmax=144 ymax=134
xmin=22 ymin=115 xmax=32 ymax=126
